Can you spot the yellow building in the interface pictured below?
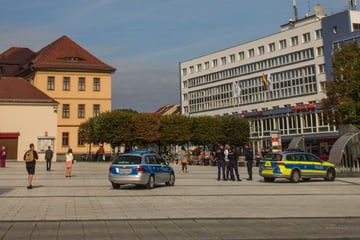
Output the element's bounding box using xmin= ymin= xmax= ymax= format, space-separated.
xmin=0 ymin=35 xmax=116 ymax=158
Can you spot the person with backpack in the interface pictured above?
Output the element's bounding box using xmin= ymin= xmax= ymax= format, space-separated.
xmin=23 ymin=143 xmax=38 ymax=189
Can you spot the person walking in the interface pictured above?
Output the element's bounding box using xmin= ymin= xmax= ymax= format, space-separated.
xmin=97 ymin=145 xmax=105 ymax=161
xmin=228 ymin=145 xmax=241 ymax=181
xmin=45 ymin=146 xmax=53 ymax=171
xmin=23 ymin=143 xmax=38 ymax=189
xmin=0 ymin=146 xmax=7 ymax=168
xmin=244 ymin=144 xmax=254 ymax=181
xmin=215 ymin=145 xmax=226 ymax=181
xmin=179 ymin=146 xmax=188 ymax=173
xmin=65 ymin=148 xmax=74 ymax=177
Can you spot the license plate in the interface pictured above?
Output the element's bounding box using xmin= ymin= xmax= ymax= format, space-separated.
xmin=116 ymin=168 xmax=132 ymax=173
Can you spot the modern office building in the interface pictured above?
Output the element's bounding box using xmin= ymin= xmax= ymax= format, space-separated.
xmin=179 ymin=4 xmax=360 ymax=155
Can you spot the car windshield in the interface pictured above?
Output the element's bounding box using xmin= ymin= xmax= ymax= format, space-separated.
xmin=113 ymin=155 xmax=141 ymax=165
xmin=264 ymin=154 xmax=282 ymax=161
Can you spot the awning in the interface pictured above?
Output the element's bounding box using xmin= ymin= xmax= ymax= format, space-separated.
xmin=329 ymin=132 xmax=360 ymax=165
xmin=0 ymin=132 xmax=20 ymax=139
xmin=287 ymin=135 xmax=305 ymax=150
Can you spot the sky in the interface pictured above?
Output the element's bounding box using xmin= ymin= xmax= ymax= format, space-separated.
xmin=0 ymin=0 xmax=353 ymax=112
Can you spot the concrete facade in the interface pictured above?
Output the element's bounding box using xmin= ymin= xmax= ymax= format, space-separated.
xmin=179 ymin=6 xmax=360 ymax=155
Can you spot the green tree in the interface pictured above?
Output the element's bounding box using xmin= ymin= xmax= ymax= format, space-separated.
xmin=160 ymin=115 xmax=192 ymax=145
xmin=322 ymin=41 xmax=360 ymax=128
xmin=191 ymin=116 xmax=223 ymax=146
xmin=132 ymin=113 xmax=160 ymax=146
xmin=221 ymin=115 xmax=249 ymax=146
xmin=92 ymin=109 xmax=138 ymax=148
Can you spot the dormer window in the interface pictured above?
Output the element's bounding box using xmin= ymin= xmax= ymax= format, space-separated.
xmin=65 ymin=57 xmax=80 ymax=62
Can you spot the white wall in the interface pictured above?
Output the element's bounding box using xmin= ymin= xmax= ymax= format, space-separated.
xmin=0 ymin=104 xmax=58 ymax=161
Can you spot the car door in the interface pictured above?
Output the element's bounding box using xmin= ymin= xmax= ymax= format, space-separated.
xmin=305 ymin=153 xmax=327 ymax=177
xmin=295 ymin=153 xmax=311 ymax=177
xmin=156 ymin=154 xmax=170 ymax=182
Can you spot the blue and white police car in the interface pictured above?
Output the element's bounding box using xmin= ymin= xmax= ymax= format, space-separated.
xmin=108 ymin=149 xmax=175 ymax=189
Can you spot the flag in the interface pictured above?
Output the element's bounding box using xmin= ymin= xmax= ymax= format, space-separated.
xmin=267 ymin=73 xmax=273 ymax=91
xmin=232 ymin=80 xmax=240 ymax=97
xmin=262 ymin=73 xmax=268 ymax=91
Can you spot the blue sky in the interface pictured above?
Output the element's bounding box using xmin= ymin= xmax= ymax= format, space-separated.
xmin=0 ymin=0 xmax=351 ymax=112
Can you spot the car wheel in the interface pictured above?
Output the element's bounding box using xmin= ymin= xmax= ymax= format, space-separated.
xmin=111 ymin=183 xmax=120 ymax=189
xmin=325 ymin=168 xmax=336 ymax=181
xmin=290 ymin=170 xmax=301 ymax=183
xmin=264 ymin=177 xmax=275 ymax=182
xmin=146 ymin=175 xmax=155 ymax=189
xmin=165 ymin=173 xmax=175 ymax=186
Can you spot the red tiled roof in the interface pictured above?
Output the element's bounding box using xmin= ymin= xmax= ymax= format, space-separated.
xmin=0 ymin=77 xmax=57 ymax=104
xmin=27 ymin=35 xmax=116 ymax=73
xmin=154 ymin=104 xmax=180 ymax=115
xmin=0 ymin=47 xmax=35 ymax=76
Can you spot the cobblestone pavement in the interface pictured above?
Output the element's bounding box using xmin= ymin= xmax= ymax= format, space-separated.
xmin=0 ymin=161 xmax=359 ymax=239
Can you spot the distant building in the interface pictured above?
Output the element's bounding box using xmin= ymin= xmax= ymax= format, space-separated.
xmin=179 ymin=5 xmax=360 ymax=155
xmin=0 ymin=35 xmax=116 ymax=158
xmin=0 ymin=77 xmax=58 ymax=160
xmin=154 ymin=104 xmax=180 ymax=115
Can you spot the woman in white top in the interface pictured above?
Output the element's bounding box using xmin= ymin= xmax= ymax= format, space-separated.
xmin=65 ymin=148 xmax=74 ymax=177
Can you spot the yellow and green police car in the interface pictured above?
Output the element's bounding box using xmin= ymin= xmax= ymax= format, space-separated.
xmin=259 ymin=151 xmax=336 ymax=183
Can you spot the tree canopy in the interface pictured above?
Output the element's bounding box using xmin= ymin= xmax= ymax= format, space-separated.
xmin=79 ymin=111 xmax=250 ymax=151
xmin=322 ymin=41 xmax=360 ymax=128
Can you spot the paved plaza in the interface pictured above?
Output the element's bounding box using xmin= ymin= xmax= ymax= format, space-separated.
xmin=0 ymin=161 xmax=359 ymax=239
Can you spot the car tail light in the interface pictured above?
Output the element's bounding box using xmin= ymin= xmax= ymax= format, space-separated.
xmin=109 ymin=167 xmax=112 ymax=173
xmin=137 ymin=167 xmax=146 ymax=173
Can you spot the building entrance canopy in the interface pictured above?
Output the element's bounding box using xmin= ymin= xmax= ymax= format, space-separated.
xmin=329 ymin=125 xmax=360 ymax=173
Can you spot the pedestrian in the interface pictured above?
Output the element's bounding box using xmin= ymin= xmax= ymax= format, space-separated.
xmin=228 ymin=145 xmax=241 ymax=181
xmin=224 ymin=144 xmax=230 ymax=179
xmin=244 ymin=144 xmax=254 ymax=181
xmin=65 ymin=148 xmax=74 ymax=177
xmin=215 ymin=145 xmax=227 ymax=181
xmin=180 ymin=146 xmax=188 ymax=173
xmin=199 ymin=150 xmax=205 ymax=165
xmin=97 ymin=145 xmax=105 ymax=161
xmin=23 ymin=143 xmax=38 ymax=189
xmin=0 ymin=146 xmax=7 ymax=168
xmin=45 ymin=146 xmax=53 ymax=171
xmin=255 ymin=152 xmax=262 ymax=167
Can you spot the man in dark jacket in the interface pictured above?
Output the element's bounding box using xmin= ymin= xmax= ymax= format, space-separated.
xmin=45 ymin=146 xmax=53 ymax=171
xmin=228 ymin=145 xmax=241 ymax=181
xmin=215 ymin=145 xmax=227 ymax=181
xmin=244 ymin=144 xmax=254 ymax=180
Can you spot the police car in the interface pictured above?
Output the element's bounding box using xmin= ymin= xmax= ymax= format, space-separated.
xmin=108 ymin=149 xmax=175 ymax=189
xmin=259 ymin=151 xmax=336 ymax=183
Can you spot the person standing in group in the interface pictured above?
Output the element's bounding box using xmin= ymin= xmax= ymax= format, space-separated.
xmin=45 ymin=146 xmax=53 ymax=171
xmin=244 ymin=144 xmax=254 ymax=181
xmin=23 ymin=143 xmax=38 ymax=189
xmin=97 ymin=145 xmax=105 ymax=161
xmin=215 ymin=145 xmax=226 ymax=181
xmin=228 ymin=145 xmax=241 ymax=181
xmin=0 ymin=146 xmax=7 ymax=168
xmin=224 ymin=144 xmax=231 ymax=179
xmin=65 ymin=148 xmax=74 ymax=177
